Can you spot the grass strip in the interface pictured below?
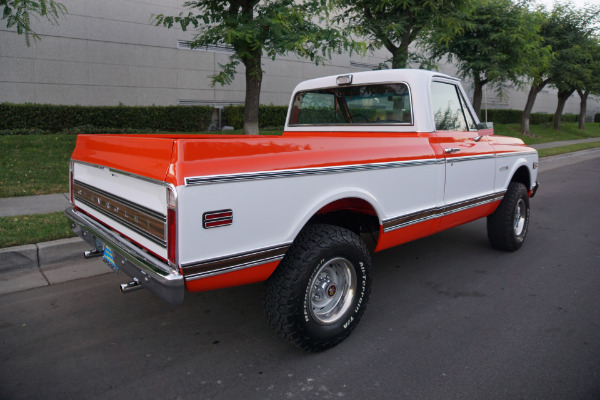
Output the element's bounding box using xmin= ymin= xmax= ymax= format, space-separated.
xmin=537 ymin=141 xmax=600 ymax=158
xmin=0 ymin=212 xmax=76 ymax=248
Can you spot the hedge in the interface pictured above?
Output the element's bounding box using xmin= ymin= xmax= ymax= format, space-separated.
xmin=223 ymin=105 xmax=288 ymax=130
xmin=223 ymin=106 xmax=578 ymax=128
xmin=0 ymin=103 xmax=214 ymax=133
xmin=479 ymin=109 xmax=579 ymax=124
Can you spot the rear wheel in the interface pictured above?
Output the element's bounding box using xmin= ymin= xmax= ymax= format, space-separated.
xmin=487 ymin=181 xmax=530 ymax=251
xmin=264 ymin=224 xmax=371 ymax=352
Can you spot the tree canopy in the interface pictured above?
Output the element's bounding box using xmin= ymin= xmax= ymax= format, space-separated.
xmin=427 ymin=0 xmax=549 ymax=116
xmin=545 ymin=4 xmax=600 ymax=129
xmin=330 ymin=0 xmax=472 ymax=69
xmin=511 ymin=2 xmax=600 ymax=133
xmin=1 ymin=0 xmax=66 ymax=46
xmin=156 ymin=0 xmax=361 ymax=135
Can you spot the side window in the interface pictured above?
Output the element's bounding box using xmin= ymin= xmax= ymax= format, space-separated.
xmin=458 ymin=91 xmax=478 ymax=130
xmin=431 ymin=82 xmax=470 ymax=131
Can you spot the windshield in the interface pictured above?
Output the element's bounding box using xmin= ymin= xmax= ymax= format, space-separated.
xmin=289 ymin=83 xmax=412 ymax=125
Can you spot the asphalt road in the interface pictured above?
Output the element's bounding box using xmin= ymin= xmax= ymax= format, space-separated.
xmin=1 ymin=158 xmax=599 ymax=400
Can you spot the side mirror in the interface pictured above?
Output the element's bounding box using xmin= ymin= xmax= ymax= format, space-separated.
xmin=477 ymin=122 xmax=493 ymax=130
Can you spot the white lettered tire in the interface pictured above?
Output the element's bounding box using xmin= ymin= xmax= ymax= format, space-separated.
xmin=264 ymin=224 xmax=371 ymax=352
xmin=487 ymin=181 xmax=531 ymax=251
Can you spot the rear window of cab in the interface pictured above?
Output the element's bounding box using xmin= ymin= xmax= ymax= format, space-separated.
xmin=289 ymin=83 xmax=412 ymax=126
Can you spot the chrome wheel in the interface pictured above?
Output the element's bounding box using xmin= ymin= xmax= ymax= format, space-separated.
xmin=308 ymin=257 xmax=357 ymax=325
xmin=513 ymin=198 xmax=526 ymax=237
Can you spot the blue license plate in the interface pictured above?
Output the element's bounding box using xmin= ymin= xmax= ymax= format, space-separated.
xmin=103 ymin=245 xmax=118 ymax=271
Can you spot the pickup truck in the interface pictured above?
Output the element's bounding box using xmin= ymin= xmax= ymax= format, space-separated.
xmin=66 ymin=69 xmax=539 ymax=352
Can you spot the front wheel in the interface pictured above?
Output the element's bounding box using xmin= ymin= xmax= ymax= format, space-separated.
xmin=487 ymin=181 xmax=530 ymax=251
xmin=264 ymin=224 xmax=371 ymax=352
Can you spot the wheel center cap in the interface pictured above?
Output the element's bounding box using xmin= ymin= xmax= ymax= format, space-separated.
xmin=326 ymin=284 xmax=337 ymax=298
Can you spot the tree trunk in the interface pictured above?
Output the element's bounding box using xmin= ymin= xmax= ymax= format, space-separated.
xmin=242 ymin=51 xmax=263 ymax=135
xmin=471 ymin=75 xmax=486 ymax=117
xmin=553 ymin=89 xmax=575 ymax=131
xmin=577 ymin=89 xmax=588 ymax=130
xmin=390 ymin=28 xmax=412 ymax=69
xmin=391 ymin=46 xmax=409 ymax=69
xmin=520 ymin=80 xmax=548 ymax=135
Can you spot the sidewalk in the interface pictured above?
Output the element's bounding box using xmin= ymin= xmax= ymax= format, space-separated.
xmin=0 ymin=192 xmax=71 ymax=218
xmin=1 ymin=138 xmax=600 ymax=296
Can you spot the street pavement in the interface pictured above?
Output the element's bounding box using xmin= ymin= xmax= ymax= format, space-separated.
xmin=1 ymin=156 xmax=599 ymax=399
xmin=0 ymin=140 xmax=599 ymax=297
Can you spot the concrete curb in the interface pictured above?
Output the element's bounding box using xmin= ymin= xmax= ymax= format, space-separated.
xmin=0 ymin=237 xmax=111 ymax=296
xmin=0 ymin=237 xmax=88 ymax=272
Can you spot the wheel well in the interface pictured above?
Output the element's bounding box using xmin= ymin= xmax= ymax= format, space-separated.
xmin=306 ymin=198 xmax=380 ymax=253
xmin=511 ymin=165 xmax=531 ymax=189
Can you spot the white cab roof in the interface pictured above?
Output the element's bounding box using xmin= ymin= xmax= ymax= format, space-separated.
xmin=285 ymin=69 xmax=473 ymax=133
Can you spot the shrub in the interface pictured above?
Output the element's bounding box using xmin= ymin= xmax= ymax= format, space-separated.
xmin=480 ymin=109 xmax=523 ymax=124
xmin=0 ymin=103 xmax=214 ymax=133
xmin=595 ymin=113 xmax=600 ymax=123
xmin=223 ymin=105 xmax=288 ymax=130
xmin=480 ymin=109 xmax=579 ymax=125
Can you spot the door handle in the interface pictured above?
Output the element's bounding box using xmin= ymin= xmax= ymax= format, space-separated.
xmin=444 ymin=148 xmax=461 ymax=154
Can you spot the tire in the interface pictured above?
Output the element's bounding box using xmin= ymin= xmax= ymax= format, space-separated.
xmin=487 ymin=181 xmax=530 ymax=251
xmin=264 ymin=224 xmax=372 ymax=352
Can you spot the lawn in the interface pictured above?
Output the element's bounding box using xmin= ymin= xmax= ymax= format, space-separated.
xmin=0 ymin=212 xmax=76 ymax=248
xmin=0 ymin=135 xmax=77 ymax=197
xmin=493 ymin=122 xmax=600 ymax=145
xmin=0 ymin=130 xmax=283 ymax=198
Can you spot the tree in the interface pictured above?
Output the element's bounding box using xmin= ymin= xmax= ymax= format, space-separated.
xmin=331 ymin=0 xmax=472 ymax=69
xmin=547 ymin=6 xmax=600 ymax=130
xmin=576 ymin=38 xmax=600 ymax=130
xmin=427 ymin=0 xmax=548 ymax=116
xmin=520 ymin=3 xmax=599 ymax=134
xmin=155 ymin=0 xmax=359 ymax=135
xmin=1 ymin=0 xmax=66 ymax=46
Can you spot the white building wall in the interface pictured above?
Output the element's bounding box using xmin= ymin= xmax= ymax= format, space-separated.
xmin=1 ymin=0 xmax=599 ymax=120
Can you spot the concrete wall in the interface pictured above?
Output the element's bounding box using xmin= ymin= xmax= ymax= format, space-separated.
xmin=1 ymin=0 xmax=599 ymax=119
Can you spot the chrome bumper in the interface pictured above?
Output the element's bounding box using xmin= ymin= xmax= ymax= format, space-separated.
xmin=65 ymin=207 xmax=184 ymax=306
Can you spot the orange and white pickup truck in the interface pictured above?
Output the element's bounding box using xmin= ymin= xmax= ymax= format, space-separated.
xmin=66 ymin=69 xmax=539 ymax=351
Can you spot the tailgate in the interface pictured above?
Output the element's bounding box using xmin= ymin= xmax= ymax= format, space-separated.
xmin=70 ymin=134 xmax=176 ymax=259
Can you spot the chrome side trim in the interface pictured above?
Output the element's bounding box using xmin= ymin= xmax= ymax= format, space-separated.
xmin=185 ymin=158 xmax=443 ymax=186
xmin=182 ymin=244 xmax=291 ymax=280
xmin=445 ymin=153 xmax=496 ymax=163
xmin=72 ymin=160 xmax=164 ymax=185
xmin=382 ymin=191 xmax=506 ymax=232
xmin=65 ymin=207 xmax=184 ymax=306
xmin=495 ymin=150 xmax=537 ymax=158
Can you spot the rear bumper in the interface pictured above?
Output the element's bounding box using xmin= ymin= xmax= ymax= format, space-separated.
xmin=65 ymin=207 xmax=184 ymax=306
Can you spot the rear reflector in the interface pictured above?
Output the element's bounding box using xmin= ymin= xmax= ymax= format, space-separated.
xmin=203 ymin=209 xmax=233 ymax=229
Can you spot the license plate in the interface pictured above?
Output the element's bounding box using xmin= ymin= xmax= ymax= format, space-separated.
xmin=103 ymin=245 xmax=118 ymax=272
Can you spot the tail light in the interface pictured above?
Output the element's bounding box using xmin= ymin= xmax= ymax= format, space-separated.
xmin=167 ymin=186 xmax=177 ymax=267
xmin=69 ymin=160 xmax=74 ymax=204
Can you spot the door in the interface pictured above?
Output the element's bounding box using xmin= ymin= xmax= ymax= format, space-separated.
xmin=430 ymin=80 xmax=497 ymax=231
